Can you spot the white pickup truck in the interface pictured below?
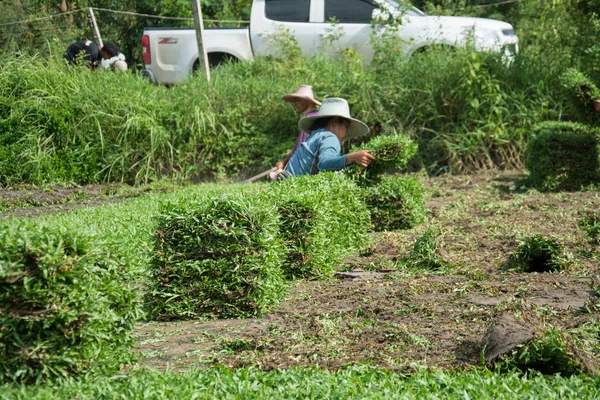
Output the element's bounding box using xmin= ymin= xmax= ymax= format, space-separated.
xmin=141 ymin=0 xmax=519 ymax=84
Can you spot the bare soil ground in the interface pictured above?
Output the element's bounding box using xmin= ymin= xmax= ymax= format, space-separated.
xmin=0 ymin=183 xmax=176 ymax=218
xmin=132 ymin=171 xmax=600 ymax=373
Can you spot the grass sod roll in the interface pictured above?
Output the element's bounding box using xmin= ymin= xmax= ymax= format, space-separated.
xmin=363 ymin=176 xmax=426 ymax=232
xmin=345 ymin=133 xmax=418 ymax=186
xmin=0 ymin=224 xmax=140 ymax=383
xmin=526 ymin=121 xmax=600 ymax=191
xmin=146 ymin=193 xmax=286 ymax=320
xmin=263 ymin=172 xmax=371 ymax=279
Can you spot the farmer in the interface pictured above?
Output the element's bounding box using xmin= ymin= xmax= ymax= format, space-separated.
xmin=64 ymin=40 xmax=127 ymax=71
xmin=280 ymin=97 xmax=375 ymax=178
xmin=274 ymin=85 xmax=321 ymax=172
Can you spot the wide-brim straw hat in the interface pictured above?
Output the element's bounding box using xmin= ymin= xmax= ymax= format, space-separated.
xmin=282 ymin=85 xmax=322 ymax=106
xmin=298 ymin=97 xmax=369 ymax=138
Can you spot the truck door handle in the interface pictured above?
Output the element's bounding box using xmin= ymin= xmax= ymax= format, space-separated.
xmin=258 ymin=31 xmax=273 ymax=37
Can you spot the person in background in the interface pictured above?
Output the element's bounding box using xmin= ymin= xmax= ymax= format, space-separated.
xmin=281 ymin=97 xmax=375 ymax=178
xmin=274 ymin=85 xmax=321 ymax=172
xmin=64 ymin=40 xmax=127 ymax=71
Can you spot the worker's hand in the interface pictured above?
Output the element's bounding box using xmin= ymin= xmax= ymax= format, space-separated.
xmin=275 ymin=161 xmax=286 ymax=170
xmin=347 ymin=150 xmax=376 ymax=167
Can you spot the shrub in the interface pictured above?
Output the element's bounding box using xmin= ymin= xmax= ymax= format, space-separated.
xmin=506 ymin=234 xmax=571 ymax=273
xmin=363 ymin=176 xmax=426 ymax=231
xmin=345 ymin=133 xmax=418 ymax=186
xmin=262 ymin=172 xmax=371 ymax=279
xmin=526 ymin=121 xmax=600 ymax=191
xmin=146 ymin=193 xmax=286 ymax=320
xmin=0 ymin=224 xmax=140 ymax=383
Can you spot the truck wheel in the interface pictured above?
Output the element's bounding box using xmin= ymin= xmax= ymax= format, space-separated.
xmin=193 ymin=53 xmax=237 ymax=72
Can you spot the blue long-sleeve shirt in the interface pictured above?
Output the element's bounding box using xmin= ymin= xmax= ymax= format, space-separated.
xmin=284 ymin=128 xmax=347 ymax=176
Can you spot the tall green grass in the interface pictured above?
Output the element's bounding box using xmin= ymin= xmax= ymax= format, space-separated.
xmin=0 ymin=40 xmax=582 ymax=186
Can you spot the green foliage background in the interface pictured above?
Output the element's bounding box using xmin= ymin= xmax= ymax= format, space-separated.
xmin=1 ymin=0 xmax=600 ymax=186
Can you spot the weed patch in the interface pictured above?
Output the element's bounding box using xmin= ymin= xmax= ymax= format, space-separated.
xmin=506 ymin=234 xmax=571 ymax=273
xmin=578 ymin=211 xmax=600 ymax=245
xmin=402 ymin=227 xmax=450 ymax=271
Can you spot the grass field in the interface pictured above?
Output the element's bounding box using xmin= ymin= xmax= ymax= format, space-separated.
xmin=0 ymin=170 xmax=598 ymax=397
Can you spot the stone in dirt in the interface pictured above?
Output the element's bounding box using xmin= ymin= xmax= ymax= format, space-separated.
xmin=483 ymin=314 xmax=535 ymax=367
xmin=483 ymin=313 xmax=599 ymax=376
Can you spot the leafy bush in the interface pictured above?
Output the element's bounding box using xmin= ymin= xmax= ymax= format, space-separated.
xmin=146 ymin=193 xmax=286 ymax=320
xmin=363 ymin=176 xmax=426 ymax=232
xmin=526 ymin=121 xmax=600 ymax=191
xmin=402 ymin=227 xmax=450 ymax=271
xmin=0 ymin=224 xmax=140 ymax=383
xmin=506 ymin=234 xmax=571 ymax=273
xmin=262 ymin=172 xmax=371 ymax=279
xmin=345 ymin=133 xmax=418 ymax=186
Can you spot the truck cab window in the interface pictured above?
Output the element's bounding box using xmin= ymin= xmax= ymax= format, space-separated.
xmin=325 ymin=0 xmax=377 ymax=23
xmin=265 ymin=0 xmax=311 ymax=22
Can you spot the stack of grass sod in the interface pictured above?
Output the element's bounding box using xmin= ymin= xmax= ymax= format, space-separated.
xmin=145 ymin=193 xmax=286 ymax=320
xmin=363 ymin=175 xmax=426 ymax=232
xmin=526 ymin=121 xmax=600 ymax=192
xmin=262 ymin=172 xmax=371 ymax=279
xmin=560 ymin=68 xmax=600 ymax=111
xmin=345 ymin=132 xmax=426 ymax=231
xmin=0 ymin=224 xmax=140 ymax=383
xmin=345 ymin=132 xmax=418 ymax=186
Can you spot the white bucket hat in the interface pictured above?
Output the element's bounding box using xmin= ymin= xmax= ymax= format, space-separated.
xmin=298 ymin=98 xmax=369 ymax=138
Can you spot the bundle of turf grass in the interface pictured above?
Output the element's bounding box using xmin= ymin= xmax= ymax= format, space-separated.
xmin=526 ymin=121 xmax=600 ymax=191
xmin=345 ymin=132 xmax=418 ymax=186
xmin=363 ymin=175 xmax=426 ymax=231
xmin=262 ymin=172 xmax=371 ymax=279
xmin=146 ymin=193 xmax=286 ymax=320
xmin=0 ymin=224 xmax=140 ymax=383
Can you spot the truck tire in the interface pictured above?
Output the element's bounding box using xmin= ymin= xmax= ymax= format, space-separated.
xmin=193 ymin=53 xmax=238 ymax=71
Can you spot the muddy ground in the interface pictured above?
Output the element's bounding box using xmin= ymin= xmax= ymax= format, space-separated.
xmin=133 ymin=171 xmax=600 ymax=373
xmin=0 ymin=182 xmax=178 ymax=218
xmin=2 ymin=171 xmax=598 ymax=373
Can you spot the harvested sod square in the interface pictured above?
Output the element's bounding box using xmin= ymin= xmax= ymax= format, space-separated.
xmin=146 ymin=194 xmax=286 ymax=320
xmin=363 ymin=175 xmax=426 ymax=232
xmin=345 ymin=133 xmax=418 ymax=186
xmin=263 ymin=172 xmax=371 ymax=279
xmin=0 ymin=224 xmax=140 ymax=383
xmin=526 ymin=121 xmax=600 ymax=191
